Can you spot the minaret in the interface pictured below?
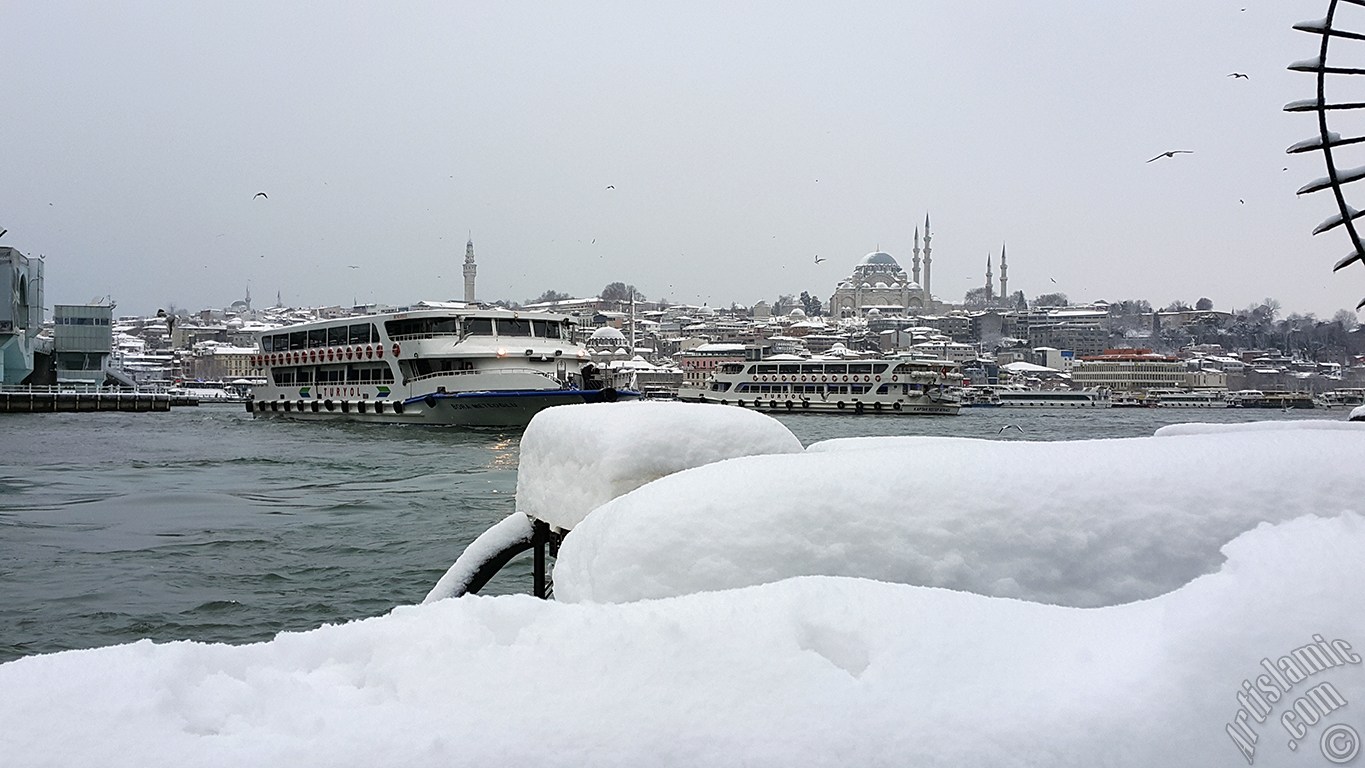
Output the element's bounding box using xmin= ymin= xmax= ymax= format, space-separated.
xmin=999 ymin=242 xmax=1008 ymax=302
xmin=912 ymin=227 xmax=922 ymax=285
xmin=463 ymin=233 xmax=477 ymax=303
xmin=922 ymin=214 xmax=933 ymax=308
xmin=985 ymin=253 xmax=994 ymax=303
xmin=244 ymin=283 xmax=252 ymax=311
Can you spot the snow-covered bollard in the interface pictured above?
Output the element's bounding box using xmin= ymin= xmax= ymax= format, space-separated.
xmin=515 ymin=401 xmax=803 ymax=533
xmin=426 ymin=401 xmax=803 ymax=601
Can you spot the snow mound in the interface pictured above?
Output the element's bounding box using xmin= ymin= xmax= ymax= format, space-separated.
xmin=1155 ymin=420 xmax=1365 ymax=436
xmin=517 ymin=401 xmax=802 ymax=531
xmin=1352 ymin=404 xmax=1365 ymax=422
xmin=554 ymin=430 xmax=1365 ymax=605
xmin=3 ymin=514 xmax=1364 ymax=767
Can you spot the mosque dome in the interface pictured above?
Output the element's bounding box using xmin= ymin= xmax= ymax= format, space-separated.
xmin=788 ymin=307 xmax=807 ymax=319
xmin=857 ymin=251 xmax=900 ymax=268
xmin=589 ymin=326 xmax=627 ymax=343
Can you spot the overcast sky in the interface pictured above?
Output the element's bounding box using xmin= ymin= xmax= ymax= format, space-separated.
xmin=3 ymin=1 xmax=1363 ymax=319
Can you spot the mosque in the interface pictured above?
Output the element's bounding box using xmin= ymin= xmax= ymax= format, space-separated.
xmin=827 ymin=216 xmax=1010 ymax=317
xmin=829 ymin=215 xmax=940 ymax=317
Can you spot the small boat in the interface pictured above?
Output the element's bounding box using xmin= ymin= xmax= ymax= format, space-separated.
xmin=677 ymin=355 xmax=961 ymax=415
xmin=246 ymin=303 xmax=638 ymax=426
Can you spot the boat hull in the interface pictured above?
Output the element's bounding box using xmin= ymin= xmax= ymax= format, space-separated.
xmin=249 ymin=388 xmax=638 ymax=427
xmin=678 ymin=393 xmax=959 ymax=416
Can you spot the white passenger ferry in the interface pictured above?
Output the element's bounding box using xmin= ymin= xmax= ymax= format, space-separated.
xmin=1147 ymin=389 xmax=1226 ymax=408
xmin=247 ymin=303 xmax=637 ymax=426
xmin=677 ymin=355 xmax=961 ymax=415
xmin=994 ymin=387 xmax=1110 ymax=408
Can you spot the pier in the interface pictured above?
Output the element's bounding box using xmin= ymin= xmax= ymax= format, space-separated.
xmin=0 ymin=386 xmax=196 ymax=413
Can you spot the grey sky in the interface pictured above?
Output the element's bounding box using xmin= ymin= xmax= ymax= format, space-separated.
xmin=2 ymin=1 xmax=1360 ymax=318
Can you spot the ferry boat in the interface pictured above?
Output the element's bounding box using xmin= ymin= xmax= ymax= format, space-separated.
xmin=1147 ymin=389 xmax=1227 ymax=408
xmin=994 ymin=387 xmax=1111 ymax=408
xmin=676 ymin=355 xmax=961 ymax=415
xmin=246 ymin=303 xmax=638 ymax=426
xmin=1225 ymin=390 xmax=1315 ymax=409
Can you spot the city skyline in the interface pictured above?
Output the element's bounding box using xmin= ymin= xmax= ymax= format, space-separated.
xmin=1 ymin=1 xmax=1361 ymax=319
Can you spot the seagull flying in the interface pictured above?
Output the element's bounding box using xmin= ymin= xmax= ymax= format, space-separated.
xmin=0 ymin=229 xmax=6 ymax=239
xmin=1227 ymin=72 xmax=1249 ymax=79
xmin=814 ymin=255 xmax=826 ymax=263
xmin=605 ymin=185 xmax=615 ymax=190
xmin=998 ymin=424 xmax=1024 ymax=434
xmin=254 ymin=192 xmax=268 ymax=199
xmin=1147 ymin=150 xmax=1193 ymax=163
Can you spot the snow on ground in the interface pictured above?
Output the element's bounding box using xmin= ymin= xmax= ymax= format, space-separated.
xmin=5 ymin=405 xmax=1365 ymax=767
xmin=1155 ymin=420 xmax=1365 ymax=436
xmin=2 ymin=513 xmax=1363 ymax=767
xmin=554 ymin=430 xmax=1365 ymax=606
xmin=516 ymin=401 xmax=802 ymax=532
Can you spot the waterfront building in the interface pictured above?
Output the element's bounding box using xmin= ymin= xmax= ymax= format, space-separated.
xmin=53 ymin=304 xmax=113 ymax=385
xmin=675 ymin=342 xmax=748 ymax=388
xmin=1071 ymin=348 xmax=1227 ymax=391
xmin=185 ymin=342 xmax=258 ymax=382
xmin=0 ymin=247 xmax=44 ymax=385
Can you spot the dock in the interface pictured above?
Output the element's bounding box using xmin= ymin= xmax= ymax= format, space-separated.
xmin=0 ymin=386 xmax=197 ymax=413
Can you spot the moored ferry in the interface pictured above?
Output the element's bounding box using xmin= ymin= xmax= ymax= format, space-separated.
xmin=1148 ymin=389 xmax=1226 ymax=408
xmin=994 ymin=387 xmax=1110 ymax=408
xmin=246 ymin=302 xmax=638 ymax=426
xmin=677 ymin=355 xmax=961 ymax=415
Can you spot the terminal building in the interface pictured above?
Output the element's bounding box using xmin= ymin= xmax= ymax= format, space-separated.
xmin=0 ymin=247 xmax=45 ymax=385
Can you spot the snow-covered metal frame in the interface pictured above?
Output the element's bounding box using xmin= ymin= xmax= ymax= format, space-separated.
xmin=1288 ymin=0 xmax=1365 ymax=309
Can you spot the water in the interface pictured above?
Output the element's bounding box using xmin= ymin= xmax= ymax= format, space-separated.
xmin=0 ymin=403 xmax=1347 ymax=662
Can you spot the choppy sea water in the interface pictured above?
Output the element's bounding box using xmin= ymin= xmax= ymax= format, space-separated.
xmin=0 ymin=403 xmax=1348 ymax=661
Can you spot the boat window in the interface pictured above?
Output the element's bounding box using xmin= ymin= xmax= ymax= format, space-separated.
xmin=498 ymin=318 xmax=533 ymax=337
xmin=463 ymin=318 xmax=494 ymax=336
xmin=824 ymin=364 xmax=847 ymax=375
xmin=755 ymin=365 xmax=778 ymax=375
xmin=296 ymin=369 xmax=313 ymax=384
xmin=370 ymin=324 xmax=380 ymax=341
xmin=307 ymin=329 xmax=326 ymax=348
xmin=273 ymin=368 xmax=294 ymax=385
xmin=349 ymin=324 xmax=371 ymax=345
xmin=328 ymin=326 xmax=348 ymax=346
xmin=289 ymin=331 xmax=305 ymax=350
xmin=719 ymin=363 xmax=744 ymax=374
xmin=530 ymin=320 xmax=558 ymax=339
xmin=779 ymin=364 xmax=800 ymax=375
xmin=261 ymin=336 xmax=274 ymax=352
xmin=849 ymin=363 xmax=872 ymax=374
xmin=801 ymin=364 xmax=823 ymax=374
xmin=873 ymin=364 xmax=888 ymax=374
